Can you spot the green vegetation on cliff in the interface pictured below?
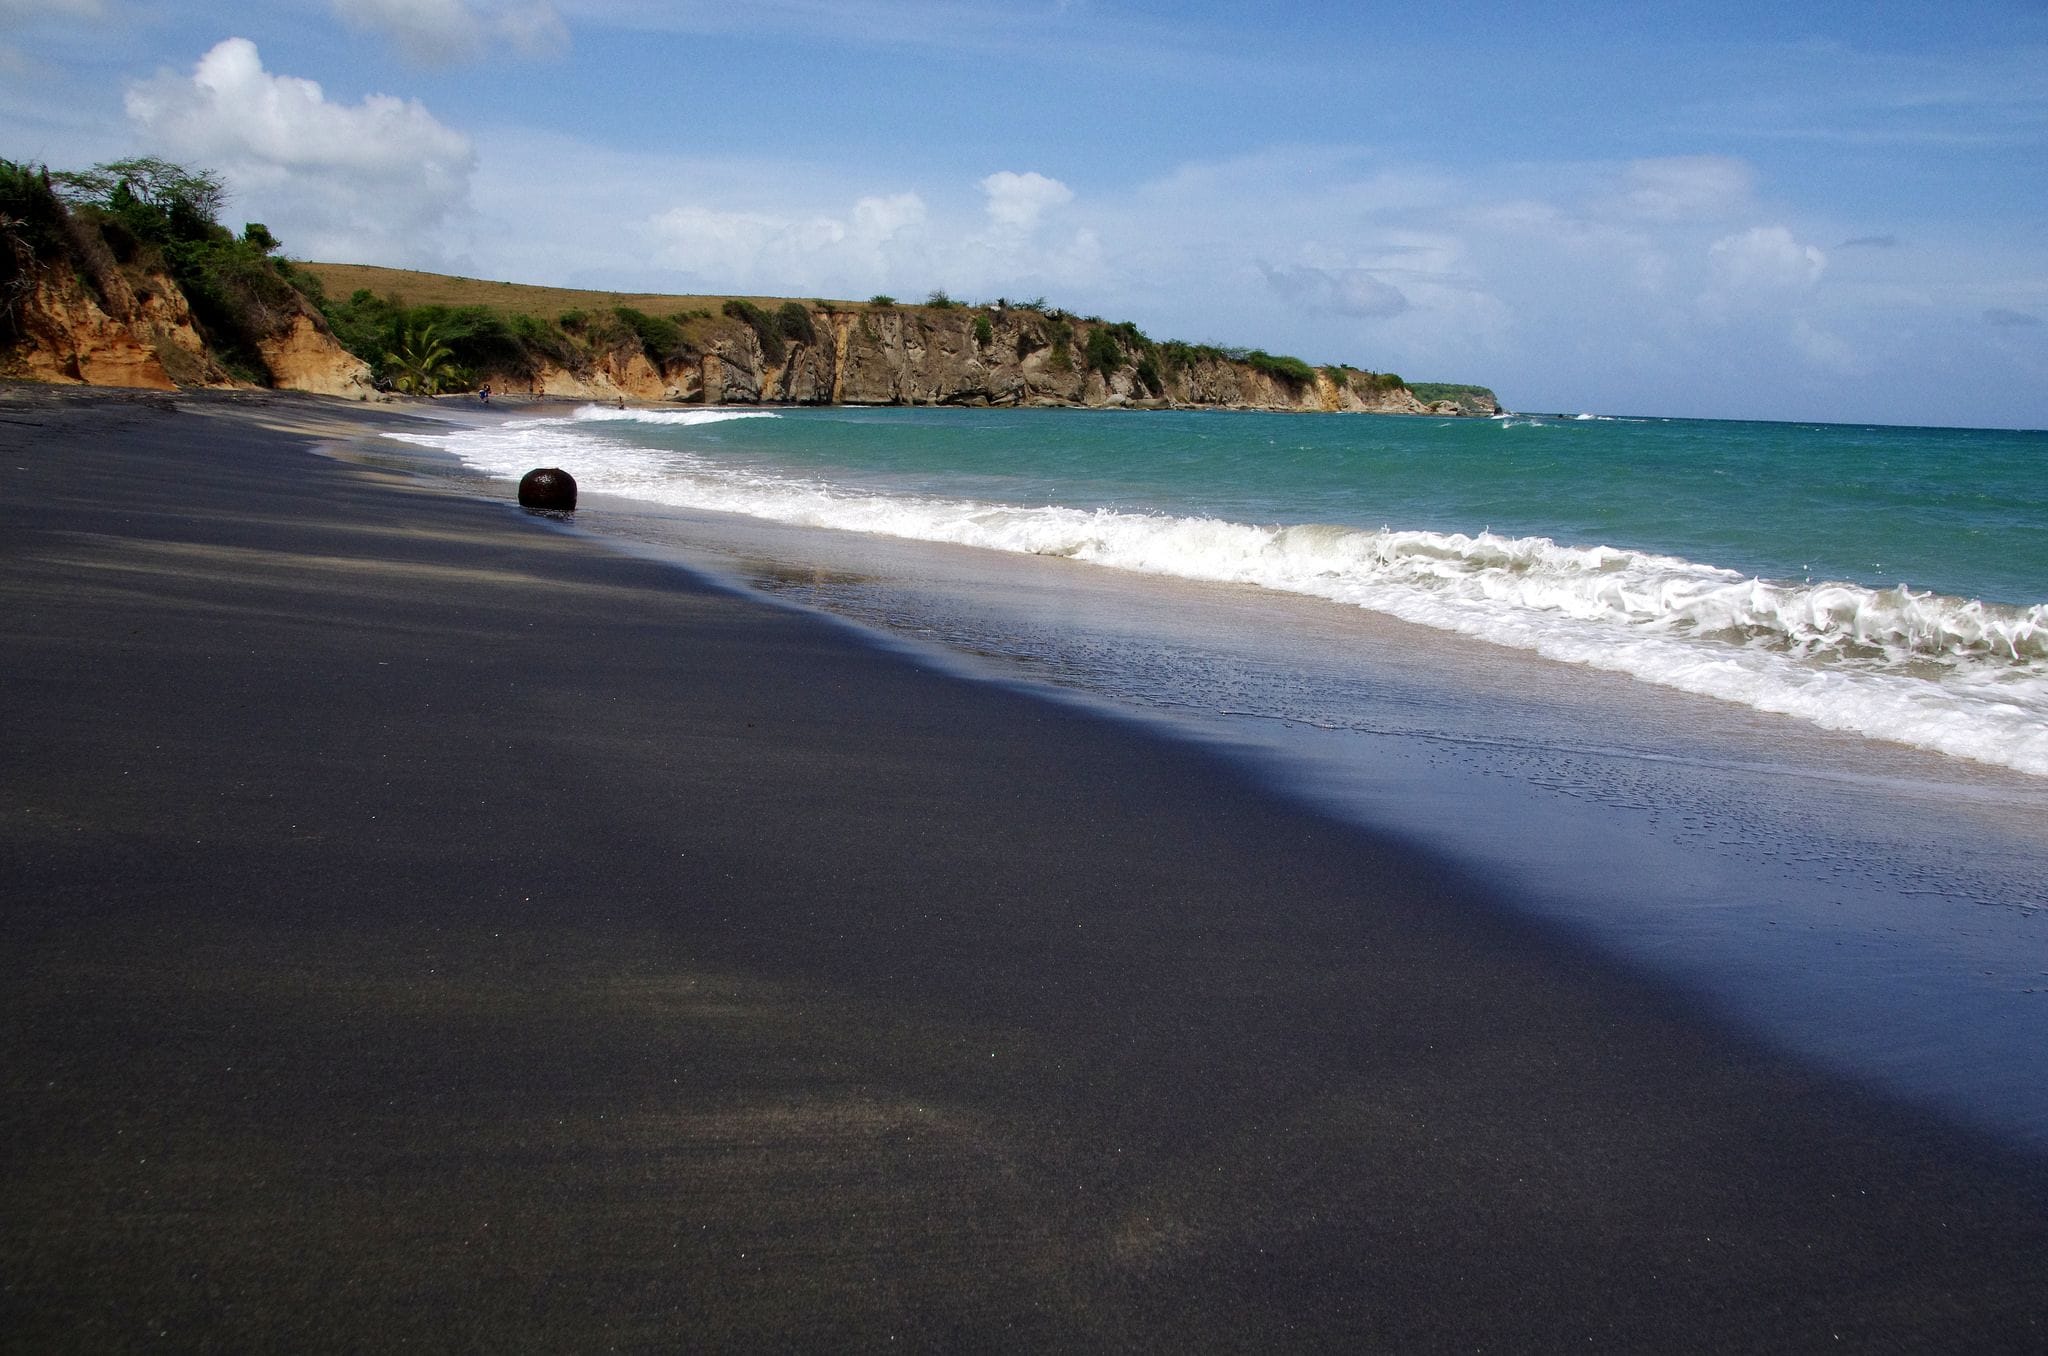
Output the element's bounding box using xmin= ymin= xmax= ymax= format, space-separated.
xmin=614 ymin=306 xmax=689 ymax=365
xmin=381 ymin=318 xmax=459 ymax=395
xmin=0 ymin=161 xmax=67 ymax=347
xmin=279 ymin=249 xmax=1489 ymax=407
xmin=4 ymin=156 xmax=1494 ymax=410
xmin=3 ymin=155 xmax=321 ymax=382
xmin=315 ymin=285 xmax=538 ymax=390
xmin=1242 ymin=350 xmax=1316 ymax=387
xmin=1408 ymin=382 xmax=1501 ymax=413
xmin=293 ymin=261 xmax=1439 ymax=406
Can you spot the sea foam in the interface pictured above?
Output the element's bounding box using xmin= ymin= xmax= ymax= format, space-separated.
xmin=567 ymin=407 xmax=780 ymax=428
xmin=391 ymin=412 xmax=2048 ymax=778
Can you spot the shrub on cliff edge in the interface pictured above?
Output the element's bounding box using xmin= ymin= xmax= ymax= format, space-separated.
xmin=722 ymin=298 xmax=786 ymax=365
xmin=775 ymin=300 xmax=816 ymax=346
xmin=39 ymin=156 xmax=314 ymax=381
xmin=1243 ymin=349 xmax=1316 ymax=386
xmin=0 ymin=160 xmax=67 ymax=345
xmin=615 ymin=306 xmax=690 ymax=365
xmin=1083 ymin=325 xmax=1124 ymax=379
xmin=0 ymin=159 xmax=67 ymax=261
xmin=1134 ymin=355 xmax=1163 ymax=396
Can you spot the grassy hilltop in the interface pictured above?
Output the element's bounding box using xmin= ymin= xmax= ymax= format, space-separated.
xmin=296 ymin=265 xmax=1507 ymax=413
xmin=297 ymin=263 xmax=804 ymax=326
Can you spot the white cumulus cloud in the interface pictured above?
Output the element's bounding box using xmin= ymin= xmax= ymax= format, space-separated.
xmin=330 ymin=0 xmax=566 ymax=63
xmin=960 ymin=170 xmax=1099 ymax=294
xmin=646 ymin=192 xmax=929 ymax=293
xmin=980 ymin=170 xmax=1072 ymax=234
xmin=853 ymin=191 xmax=927 ymax=241
xmin=1704 ymin=225 xmax=1826 ymax=304
xmin=124 ymin=37 xmax=476 ymax=262
xmin=641 ymin=170 xmax=1105 ymax=300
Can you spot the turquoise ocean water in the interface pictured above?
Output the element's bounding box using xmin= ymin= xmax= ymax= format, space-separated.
xmin=391 ymin=403 xmax=2048 ymax=1144
xmin=408 ymin=405 xmax=2048 ymax=777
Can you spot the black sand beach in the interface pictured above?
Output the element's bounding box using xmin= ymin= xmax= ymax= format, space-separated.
xmin=4 ymin=386 xmax=2046 ymax=1351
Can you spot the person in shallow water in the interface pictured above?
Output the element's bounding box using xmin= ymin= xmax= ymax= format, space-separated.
xmin=478 ymin=384 xmax=491 ymax=405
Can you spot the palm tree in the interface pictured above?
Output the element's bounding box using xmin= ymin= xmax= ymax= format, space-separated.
xmin=383 ymin=320 xmax=458 ymax=395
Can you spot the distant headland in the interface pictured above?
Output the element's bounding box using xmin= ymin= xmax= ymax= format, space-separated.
xmin=1 ymin=156 xmax=1499 ymax=416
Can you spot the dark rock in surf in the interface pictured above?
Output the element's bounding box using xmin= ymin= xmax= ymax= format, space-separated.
xmin=519 ymin=467 xmax=577 ymax=510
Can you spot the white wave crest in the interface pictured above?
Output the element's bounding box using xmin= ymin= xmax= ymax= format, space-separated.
xmin=393 ymin=420 xmax=2048 ymax=777
xmin=567 ymin=406 xmax=780 ymax=427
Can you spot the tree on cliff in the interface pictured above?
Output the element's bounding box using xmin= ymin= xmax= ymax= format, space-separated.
xmin=39 ymin=155 xmax=323 ymax=381
xmin=0 ymin=160 xmax=71 ymax=344
xmin=51 ymin=158 xmax=227 ymax=244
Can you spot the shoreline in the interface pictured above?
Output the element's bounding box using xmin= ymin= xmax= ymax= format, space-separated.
xmin=6 ymin=384 xmax=2048 ymax=1349
xmin=386 ymin=399 xmax=2048 ymax=778
xmin=380 ymin=396 xmax=2048 ymax=1146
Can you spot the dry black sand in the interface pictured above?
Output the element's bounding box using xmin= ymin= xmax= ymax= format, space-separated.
xmin=3 ymin=386 xmax=2045 ymax=1351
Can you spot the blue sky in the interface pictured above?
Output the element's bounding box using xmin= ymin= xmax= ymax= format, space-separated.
xmin=3 ymin=0 xmax=2044 ymax=426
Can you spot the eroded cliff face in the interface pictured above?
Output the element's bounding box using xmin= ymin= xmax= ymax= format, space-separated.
xmin=528 ymin=349 xmax=667 ymax=402
xmin=254 ymin=308 xmax=375 ymax=398
xmin=2 ymin=259 xmax=373 ymax=396
xmin=503 ymin=304 xmax=1490 ymax=416
xmin=4 ymin=271 xmax=193 ymax=390
xmin=4 ymin=234 xmax=1491 ymax=417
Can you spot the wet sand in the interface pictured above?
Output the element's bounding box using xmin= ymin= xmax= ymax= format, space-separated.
xmin=3 ymin=385 xmax=2045 ymax=1351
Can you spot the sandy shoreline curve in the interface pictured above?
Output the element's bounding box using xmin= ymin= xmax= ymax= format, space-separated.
xmin=4 ymin=384 xmax=2046 ymax=1350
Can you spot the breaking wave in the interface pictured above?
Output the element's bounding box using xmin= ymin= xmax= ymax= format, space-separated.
xmin=392 ymin=416 xmax=2048 ymax=777
xmin=567 ymin=406 xmax=780 ymax=428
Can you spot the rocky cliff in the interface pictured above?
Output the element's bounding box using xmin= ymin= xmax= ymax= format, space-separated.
xmin=502 ymin=302 xmax=1492 ymax=416
xmin=3 ymin=195 xmax=1489 ymax=416
xmin=0 ymin=170 xmax=372 ymax=397
xmin=0 ymin=262 xmax=374 ymax=397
